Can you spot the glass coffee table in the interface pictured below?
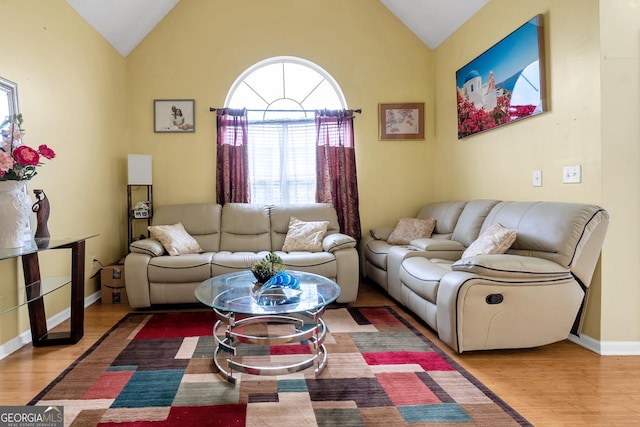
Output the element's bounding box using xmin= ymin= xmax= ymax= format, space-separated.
xmin=194 ymin=270 xmax=341 ymax=384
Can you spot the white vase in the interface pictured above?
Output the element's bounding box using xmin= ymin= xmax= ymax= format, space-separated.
xmin=0 ymin=180 xmax=32 ymax=249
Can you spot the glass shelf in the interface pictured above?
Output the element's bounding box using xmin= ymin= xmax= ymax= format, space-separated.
xmin=0 ymin=275 xmax=71 ymax=316
xmin=0 ymin=235 xmax=97 ymax=261
xmin=0 ymin=234 xmax=97 ymax=317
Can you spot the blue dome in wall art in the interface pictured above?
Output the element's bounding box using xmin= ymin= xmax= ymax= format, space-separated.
xmin=464 ymin=70 xmax=481 ymax=82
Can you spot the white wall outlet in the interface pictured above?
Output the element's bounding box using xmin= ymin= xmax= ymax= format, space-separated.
xmin=562 ymin=165 xmax=582 ymax=183
xmin=532 ymin=170 xmax=542 ymax=187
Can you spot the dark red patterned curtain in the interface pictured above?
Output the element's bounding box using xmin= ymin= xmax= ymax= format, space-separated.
xmin=315 ymin=109 xmax=361 ymax=240
xmin=216 ymin=108 xmax=250 ymax=203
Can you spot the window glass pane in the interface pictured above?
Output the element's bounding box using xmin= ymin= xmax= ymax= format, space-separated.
xmin=283 ymin=62 xmax=324 ymax=103
xmin=226 ymin=56 xmax=345 ymax=204
xmin=301 ymin=80 xmax=343 ymax=110
xmin=227 ymin=83 xmax=268 ymax=110
xmin=243 ymin=63 xmax=284 ymax=106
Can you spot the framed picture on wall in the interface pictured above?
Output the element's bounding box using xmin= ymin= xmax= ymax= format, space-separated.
xmin=154 ymin=99 xmax=195 ymax=133
xmin=379 ymin=102 xmax=425 ymax=140
xmin=456 ymin=14 xmax=546 ymax=139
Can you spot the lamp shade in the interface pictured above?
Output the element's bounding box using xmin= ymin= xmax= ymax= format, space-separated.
xmin=127 ymin=154 xmax=152 ymax=185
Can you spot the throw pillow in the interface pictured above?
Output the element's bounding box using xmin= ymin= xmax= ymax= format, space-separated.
xmin=461 ymin=223 xmax=517 ymax=259
xmin=386 ymin=217 xmax=436 ymax=245
xmin=282 ymin=217 xmax=330 ymax=252
xmin=148 ymin=222 xmax=203 ymax=256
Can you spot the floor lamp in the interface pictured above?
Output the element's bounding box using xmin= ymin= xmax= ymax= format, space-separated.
xmin=127 ymin=154 xmax=153 ymax=245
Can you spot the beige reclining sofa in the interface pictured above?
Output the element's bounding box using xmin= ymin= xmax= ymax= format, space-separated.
xmin=361 ymin=200 xmax=609 ymax=353
xmin=125 ymin=203 xmax=359 ymax=308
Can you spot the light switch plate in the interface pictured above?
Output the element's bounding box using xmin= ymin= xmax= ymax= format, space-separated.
xmin=532 ymin=170 xmax=542 ymax=187
xmin=562 ymin=165 xmax=581 ymax=183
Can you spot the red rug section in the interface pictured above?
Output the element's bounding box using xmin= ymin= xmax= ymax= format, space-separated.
xmin=270 ymin=343 xmax=312 ymax=355
xmin=363 ymin=351 xmax=455 ymax=371
xmin=359 ymin=307 xmax=404 ymax=326
xmin=82 ymin=371 xmax=134 ymax=399
xmin=376 ymin=372 xmax=441 ymax=406
xmin=98 ymin=404 xmax=247 ymax=427
xmin=134 ymin=311 xmax=217 ymax=340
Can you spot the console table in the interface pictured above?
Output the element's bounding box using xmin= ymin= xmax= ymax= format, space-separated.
xmin=0 ymin=235 xmax=96 ymax=346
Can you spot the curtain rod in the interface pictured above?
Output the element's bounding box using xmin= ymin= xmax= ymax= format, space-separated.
xmin=209 ymin=107 xmax=362 ymax=114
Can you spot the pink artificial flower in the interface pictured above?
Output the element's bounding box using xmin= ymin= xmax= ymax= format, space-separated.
xmin=0 ymin=150 xmax=15 ymax=175
xmin=13 ymin=145 xmax=40 ymax=166
xmin=38 ymin=144 xmax=56 ymax=160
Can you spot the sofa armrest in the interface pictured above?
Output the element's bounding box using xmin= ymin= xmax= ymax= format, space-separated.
xmin=451 ymin=254 xmax=571 ymax=279
xmin=129 ymin=238 xmax=165 ymax=257
xmin=323 ymin=233 xmax=357 ymax=253
xmin=410 ymin=238 xmax=465 ymax=252
xmin=369 ymin=226 xmax=394 ymax=241
xmin=124 ymin=252 xmax=153 ymax=308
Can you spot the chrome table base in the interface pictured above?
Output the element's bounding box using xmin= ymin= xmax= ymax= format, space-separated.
xmin=212 ymin=307 xmax=328 ymax=384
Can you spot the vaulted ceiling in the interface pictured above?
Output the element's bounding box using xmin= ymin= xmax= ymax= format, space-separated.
xmin=65 ymin=0 xmax=489 ymax=57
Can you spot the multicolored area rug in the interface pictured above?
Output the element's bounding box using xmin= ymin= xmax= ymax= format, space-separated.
xmin=30 ymin=307 xmax=531 ymax=426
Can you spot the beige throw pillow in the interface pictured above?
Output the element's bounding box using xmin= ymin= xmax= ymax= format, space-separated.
xmin=461 ymin=223 xmax=517 ymax=259
xmin=148 ymin=222 xmax=203 ymax=256
xmin=282 ymin=217 xmax=330 ymax=252
xmin=386 ymin=217 xmax=436 ymax=245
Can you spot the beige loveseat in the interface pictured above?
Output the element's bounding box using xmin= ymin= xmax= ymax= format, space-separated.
xmin=361 ymin=200 xmax=609 ymax=353
xmin=125 ymin=203 xmax=359 ymax=308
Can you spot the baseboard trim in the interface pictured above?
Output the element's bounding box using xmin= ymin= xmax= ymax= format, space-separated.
xmin=569 ymin=333 xmax=640 ymax=355
xmin=0 ymin=290 xmax=102 ymax=360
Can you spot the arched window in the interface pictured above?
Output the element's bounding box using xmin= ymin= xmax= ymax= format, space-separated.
xmin=225 ymin=57 xmax=346 ymax=204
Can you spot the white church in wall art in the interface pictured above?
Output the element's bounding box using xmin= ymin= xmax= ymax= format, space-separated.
xmin=461 ymin=69 xmax=498 ymax=111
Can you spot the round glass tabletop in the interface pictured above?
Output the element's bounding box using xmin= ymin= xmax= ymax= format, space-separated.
xmin=194 ymin=270 xmax=341 ymax=315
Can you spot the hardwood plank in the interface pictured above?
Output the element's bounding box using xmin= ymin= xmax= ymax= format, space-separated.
xmin=1 ymin=279 xmax=640 ymax=426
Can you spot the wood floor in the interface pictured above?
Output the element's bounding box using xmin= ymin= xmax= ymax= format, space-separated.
xmin=1 ymin=279 xmax=640 ymax=426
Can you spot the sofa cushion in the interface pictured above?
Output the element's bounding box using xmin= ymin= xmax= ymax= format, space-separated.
xmin=148 ymin=252 xmax=214 ymax=283
xmin=220 ymin=204 xmax=271 ymax=252
xmin=450 ymin=199 xmax=502 ymax=247
xmin=416 ymin=201 xmax=467 ymax=237
xmin=152 ymin=203 xmax=221 ymax=252
xmin=282 ymin=217 xmax=329 ymax=252
xmin=387 ymin=217 xmax=436 ymax=245
xmin=363 ymin=238 xmax=392 ymax=270
xmin=148 ymin=223 xmax=204 ymax=256
xmin=462 ymin=223 xmax=516 ymax=259
xmin=276 ymin=251 xmax=337 ymax=279
xmin=211 ymin=251 xmax=272 ymax=276
xmin=370 ymin=226 xmax=394 ymax=241
xmin=399 ymin=257 xmax=451 ymax=304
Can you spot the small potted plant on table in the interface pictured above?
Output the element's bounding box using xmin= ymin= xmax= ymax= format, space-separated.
xmin=250 ymin=252 xmax=285 ymax=285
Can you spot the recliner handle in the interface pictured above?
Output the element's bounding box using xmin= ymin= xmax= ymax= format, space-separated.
xmin=486 ymin=294 xmax=504 ymax=304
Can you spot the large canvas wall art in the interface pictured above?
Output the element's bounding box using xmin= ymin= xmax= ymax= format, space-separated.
xmin=456 ymin=14 xmax=546 ymax=139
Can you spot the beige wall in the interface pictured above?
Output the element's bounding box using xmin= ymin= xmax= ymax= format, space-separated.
xmin=434 ymin=1 xmax=602 ymax=202
xmin=125 ymin=0 xmax=435 ymax=233
xmin=599 ymin=0 xmax=640 ymax=343
xmin=0 ymin=1 xmax=127 ymax=345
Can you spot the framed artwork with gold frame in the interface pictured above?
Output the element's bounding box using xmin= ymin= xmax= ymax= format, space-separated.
xmin=379 ymin=102 xmax=425 ymax=140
